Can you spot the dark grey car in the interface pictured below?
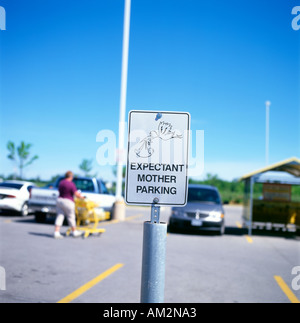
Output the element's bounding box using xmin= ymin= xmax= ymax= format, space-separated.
xmin=169 ymin=184 xmax=225 ymax=235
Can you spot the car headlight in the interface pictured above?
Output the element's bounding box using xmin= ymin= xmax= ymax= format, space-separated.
xmin=209 ymin=211 xmax=225 ymax=219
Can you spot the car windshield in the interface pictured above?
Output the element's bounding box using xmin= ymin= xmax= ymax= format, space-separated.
xmin=0 ymin=183 xmax=23 ymax=190
xmin=99 ymin=181 xmax=109 ymax=194
xmin=73 ymin=179 xmax=95 ymax=192
xmin=57 ymin=178 xmax=96 ymax=192
xmin=187 ymin=187 xmax=221 ymax=204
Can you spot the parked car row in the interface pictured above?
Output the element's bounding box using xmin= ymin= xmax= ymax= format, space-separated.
xmin=0 ymin=178 xmax=226 ymax=235
xmin=29 ymin=176 xmax=116 ymax=223
xmin=0 ymin=177 xmax=116 ymax=223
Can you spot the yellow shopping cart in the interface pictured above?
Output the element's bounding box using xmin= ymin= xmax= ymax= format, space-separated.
xmin=66 ymin=198 xmax=107 ymax=239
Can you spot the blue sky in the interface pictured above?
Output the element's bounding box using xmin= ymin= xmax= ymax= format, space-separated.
xmin=0 ymin=0 xmax=299 ymax=182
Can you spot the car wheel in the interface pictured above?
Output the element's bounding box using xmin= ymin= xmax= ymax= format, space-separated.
xmin=21 ymin=203 xmax=29 ymax=217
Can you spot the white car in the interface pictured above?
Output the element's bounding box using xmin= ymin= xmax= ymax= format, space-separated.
xmin=0 ymin=181 xmax=36 ymax=217
xmin=29 ymin=176 xmax=116 ymax=223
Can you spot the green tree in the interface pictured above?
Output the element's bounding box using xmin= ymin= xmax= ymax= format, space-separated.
xmin=7 ymin=141 xmax=39 ymax=179
xmin=79 ymin=159 xmax=94 ymax=177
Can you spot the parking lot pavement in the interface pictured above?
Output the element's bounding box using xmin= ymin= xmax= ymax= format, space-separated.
xmin=0 ymin=205 xmax=299 ymax=303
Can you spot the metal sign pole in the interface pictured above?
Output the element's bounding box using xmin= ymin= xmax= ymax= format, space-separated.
xmin=125 ymin=111 xmax=190 ymax=303
xmin=265 ymin=101 xmax=271 ymax=166
xmin=116 ymin=0 xmax=131 ymax=201
xmin=248 ymin=176 xmax=254 ymax=236
xmin=140 ymin=200 xmax=167 ymax=303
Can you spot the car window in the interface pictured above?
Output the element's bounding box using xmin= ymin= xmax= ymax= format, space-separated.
xmin=56 ymin=178 xmax=96 ymax=193
xmin=73 ymin=179 xmax=95 ymax=192
xmin=27 ymin=185 xmax=35 ymax=192
xmin=188 ymin=187 xmax=221 ymax=204
xmin=0 ymin=183 xmax=23 ymax=190
xmin=99 ymin=181 xmax=109 ymax=194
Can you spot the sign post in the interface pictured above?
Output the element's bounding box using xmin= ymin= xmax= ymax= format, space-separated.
xmin=140 ymin=202 xmax=167 ymax=303
xmin=125 ymin=110 xmax=190 ymax=303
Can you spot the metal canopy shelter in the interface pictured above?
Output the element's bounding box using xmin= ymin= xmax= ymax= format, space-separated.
xmin=240 ymin=157 xmax=300 ymax=236
xmin=240 ymin=157 xmax=300 ymax=180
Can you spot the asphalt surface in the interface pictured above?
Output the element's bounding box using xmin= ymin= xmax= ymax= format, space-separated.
xmin=0 ymin=205 xmax=299 ymax=303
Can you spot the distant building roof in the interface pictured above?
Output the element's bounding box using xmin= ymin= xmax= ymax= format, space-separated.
xmin=240 ymin=157 xmax=300 ymax=183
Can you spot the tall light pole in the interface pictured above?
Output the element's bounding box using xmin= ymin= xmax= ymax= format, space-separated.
xmin=114 ymin=0 xmax=131 ymax=220
xmin=265 ymin=101 xmax=271 ymax=166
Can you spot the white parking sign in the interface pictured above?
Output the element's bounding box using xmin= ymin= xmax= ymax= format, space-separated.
xmin=125 ymin=111 xmax=190 ymax=206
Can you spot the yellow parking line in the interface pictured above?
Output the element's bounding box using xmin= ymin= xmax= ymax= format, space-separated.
xmin=101 ymin=214 xmax=143 ymax=226
xmin=245 ymin=235 xmax=253 ymax=244
xmin=57 ymin=263 xmax=124 ymax=304
xmin=274 ymin=276 xmax=300 ymax=304
xmin=125 ymin=214 xmax=143 ymax=222
xmin=236 ymin=221 xmax=242 ymax=229
xmin=236 ymin=222 xmax=253 ymax=243
xmin=99 ymin=219 xmax=120 ymax=227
